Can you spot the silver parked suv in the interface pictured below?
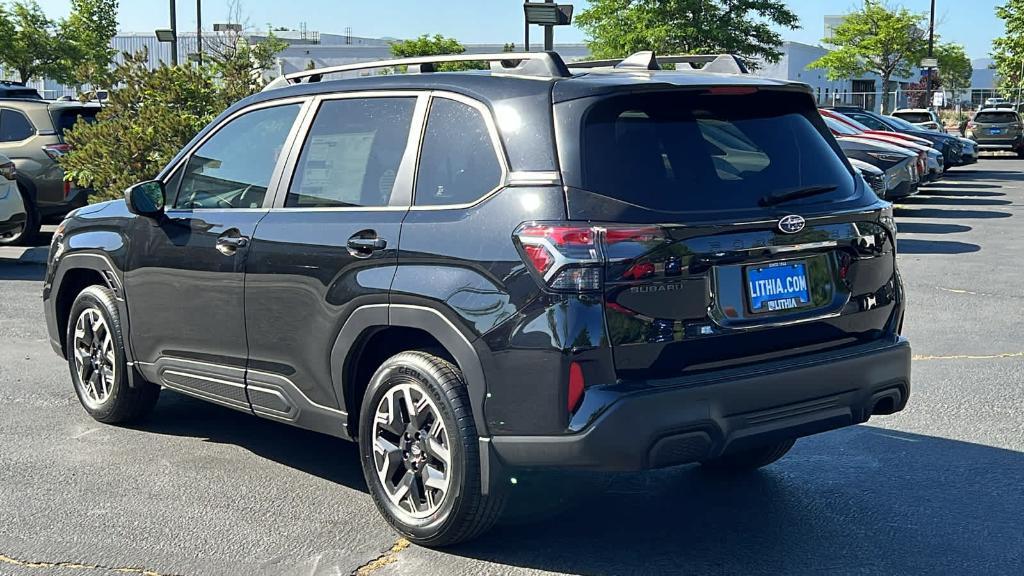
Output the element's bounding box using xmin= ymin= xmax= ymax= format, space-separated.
xmin=0 ymin=91 xmax=99 ymax=244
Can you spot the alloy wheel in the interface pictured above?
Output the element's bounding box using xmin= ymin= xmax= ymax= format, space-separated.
xmin=372 ymin=382 xmax=452 ymax=519
xmin=72 ymin=308 xmax=116 ymax=409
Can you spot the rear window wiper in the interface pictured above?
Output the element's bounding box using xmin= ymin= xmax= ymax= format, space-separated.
xmin=759 ymin=185 xmax=838 ymax=207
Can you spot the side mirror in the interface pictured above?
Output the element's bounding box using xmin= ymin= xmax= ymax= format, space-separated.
xmin=125 ymin=180 xmax=166 ymax=217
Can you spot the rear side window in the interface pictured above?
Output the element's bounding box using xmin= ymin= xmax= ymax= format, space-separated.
xmin=415 ymin=98 xmax=503 ymax=207
xmin=974 ymin=111 xmax=1019 ymax=124
xmin=0 ymin=109 xmax=35 ymax=142
xmin=174 ymin=104 xmax=300 ymax=209
xmin=287 ymin=97 xmax=416 ymax=208
xmin=52 ymin=108 xmax=99 ymax=137
xmin=573 ymin=91 xmax=854 ymax=212
xmin=894 ymin=112 xmax=932 ymax=124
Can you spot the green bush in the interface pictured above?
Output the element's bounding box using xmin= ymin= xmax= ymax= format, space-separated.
xmin=62 ymin=32 xmax=286 ymax=202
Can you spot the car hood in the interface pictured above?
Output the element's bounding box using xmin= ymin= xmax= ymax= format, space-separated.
xmin=837 ymin=136 xmax=916 ymax=156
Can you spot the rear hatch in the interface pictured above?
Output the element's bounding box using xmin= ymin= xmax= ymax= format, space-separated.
xmin=48 ymin=104 xmax=100 ymax=143
xmin=971 ymin=111 xmax=1021 ymax=142
xmin=553 ymin=87 xmax=900 ymax=380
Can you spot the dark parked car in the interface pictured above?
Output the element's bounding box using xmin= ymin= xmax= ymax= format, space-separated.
xmin=827 ymin=106 xmax=964 ymax=168
xmin=44 ymin=51 xmax=911 ymax=546
xmin=0 ymin=97 xmax=99 ymax=244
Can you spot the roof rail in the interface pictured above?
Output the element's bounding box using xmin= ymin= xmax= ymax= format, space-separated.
xmin=566 ymin=51 xmax=749 ymax=75
xmin=264 ymin=51 xmax=573 ymax=91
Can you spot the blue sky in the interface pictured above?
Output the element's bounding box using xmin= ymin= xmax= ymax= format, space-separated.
xmin=34 ymin=0 xmax=1003 ymax=59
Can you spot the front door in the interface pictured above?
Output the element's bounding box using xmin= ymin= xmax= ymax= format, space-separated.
xmin=242 ymin=94 xmax=423 ymax=426
xmin=125 ymin=101 xmax=306 ymax=408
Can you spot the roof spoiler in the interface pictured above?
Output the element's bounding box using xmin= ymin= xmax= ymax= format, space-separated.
xmin=263 ymin=51 xmax=573 ymax=91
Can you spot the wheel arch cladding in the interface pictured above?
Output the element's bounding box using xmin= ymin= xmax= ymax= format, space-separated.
xmin=331 ymin=304 xmax=491 ymax=439
xmin=53 ymin=265 xmax=114 ymax=357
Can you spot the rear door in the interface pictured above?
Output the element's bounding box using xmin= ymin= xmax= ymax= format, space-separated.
xmin=242 ymin=93 xmax=424 ymax=420
xmin=557 ymin=88 xmax=899 ymax=379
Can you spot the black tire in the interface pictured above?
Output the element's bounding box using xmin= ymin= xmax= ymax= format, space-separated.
xmin=358 ymin=351 xmax=505 ymax=547
xmin=66 ymin=285 xmax=160 ymax=423
xmin=700 ymin=439 xmax=796 ymax=472
xmin=0 ymin=184 xmax=39 ymax=246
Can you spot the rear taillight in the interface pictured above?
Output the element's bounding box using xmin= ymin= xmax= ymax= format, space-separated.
xmin=967 ymin=122 xmax=976 ymax=130
xmin=568 ymin=362 xmax=585 ymax=414
xmin=0 ymin=161 xmax=15 ymax=181
xmin=42 ymin=143 xmax=71 ymax=161
xmin=63 ymin=180 xmax=73 ymax=198
xmin=515 ymin=223 xmax=667 ymax=292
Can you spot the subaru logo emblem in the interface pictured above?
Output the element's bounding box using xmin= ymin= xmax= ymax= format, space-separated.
xmin=778 ymin=215 xmax=806 ymax=234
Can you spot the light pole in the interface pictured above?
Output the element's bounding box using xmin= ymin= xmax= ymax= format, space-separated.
xmin=196 ymin=0 xmax=203 ymax=65
xmin=169 ymin=0 xmax=178 ymax=65
xmin=925 ymin=0 xmax=935 ymax=110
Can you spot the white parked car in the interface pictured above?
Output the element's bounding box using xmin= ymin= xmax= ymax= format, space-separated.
xmin=890 ymin=109 xmax=946 ymax=133
xmin=0 ymin=153 xmax=27 ymax=240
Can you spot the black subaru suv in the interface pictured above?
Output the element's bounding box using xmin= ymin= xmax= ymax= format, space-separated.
xmin=43 ymin=52 xmax=911 ymax=546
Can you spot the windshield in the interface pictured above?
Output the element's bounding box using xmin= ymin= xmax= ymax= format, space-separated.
xmin=895 ymin=112 xmax=932 ymax=124
xmin=882 ymin=115 xmax=919 ymax=131
xmin=571 ymin=90 xmax=856 ymax=213
xmin=829 ymin=111 xmax=874 ymax=132
xmin=825 ymin=116 xmax=861 ymax=136
xmin=975 ymin=111 xmax=1019 ymax=124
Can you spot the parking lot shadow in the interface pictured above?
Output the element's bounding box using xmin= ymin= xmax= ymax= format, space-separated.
xmin=918 ymin=188 xmax=1006 ymax=198
xmin=893 ymin=207 xmax=1012 ymax=219
xmin=897 ymin=239 xmax=981 ymax=254
xmin=441 ymin=427 xmax=1024 ymax=576
xmin=135 ymin=391 xmax=368 ymax=492
xmin=0 ymin=261 xmax=45 ymax=281
xmin=901 ymin=196 xmax=1012 ymax=207
xmin=894 ymin=222 xmax=971 ymax=235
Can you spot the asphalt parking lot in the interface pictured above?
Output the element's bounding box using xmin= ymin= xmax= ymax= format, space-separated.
xmin=1 ymin=159 xmax=1022 ymax=576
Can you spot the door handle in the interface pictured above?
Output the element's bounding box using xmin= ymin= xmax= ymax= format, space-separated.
xmin=216 ymin=230 xmax=249 ymax=256
xmin=347 ymin=232 xmax=387 ymax=257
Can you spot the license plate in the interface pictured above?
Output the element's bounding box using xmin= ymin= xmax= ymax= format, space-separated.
xmin=746 ymin=262 xmax=812 ymax=313
xmin=991 ymin=128 xmax=1003 ymax=134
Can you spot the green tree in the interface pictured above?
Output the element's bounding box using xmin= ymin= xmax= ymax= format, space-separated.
xmin=993 ymin=0 xmax=1024 ymax=99
xmin=575 ymin=0 xmax=799 ymax=65
xmin=389 ymin=34 xmax=483 ymax=71
xmin=61 ymin=33 xmax=287 ymax=201
xmin=60 ymin=0 xmax=119 ymax=89
xmin=0 ymin=1 xmax=64 ymax=83
xmin=810 ymin=1 xmax=927 ymax=113
xmin=934 ymin=42 xmax=973 ymax=104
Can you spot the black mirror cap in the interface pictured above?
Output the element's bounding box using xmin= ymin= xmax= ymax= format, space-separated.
xmin=125 ymin=180 xmax=166 ymax=217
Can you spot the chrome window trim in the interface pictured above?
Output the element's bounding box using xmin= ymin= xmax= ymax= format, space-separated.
xmin=159 ymin=96 xmax=315 ymax=210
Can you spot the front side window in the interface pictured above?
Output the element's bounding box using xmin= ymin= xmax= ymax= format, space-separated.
xmin=0 ymin=109 xmax=35 ymax=142
xmin=286 ymin=97 xmax=416 ymax=208
xmin=174 ymin=104 xmax=300 ymax=209
xmin=415 ymin=98 xmax=503 ymax=207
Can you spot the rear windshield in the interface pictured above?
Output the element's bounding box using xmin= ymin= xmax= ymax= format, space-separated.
xmin=974 ymin=111 xmax=1019 ymax=124
xmin=51 ymin=108 xmax=99 ymax=137
xmin=573 ymin=90 xmax=854 ymax=212
xmin=894 ymin=112 xmax=932 ymax=123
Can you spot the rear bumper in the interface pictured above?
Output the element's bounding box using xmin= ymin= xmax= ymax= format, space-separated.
xmin=491 ymin=337 xmax=911 ymax=471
